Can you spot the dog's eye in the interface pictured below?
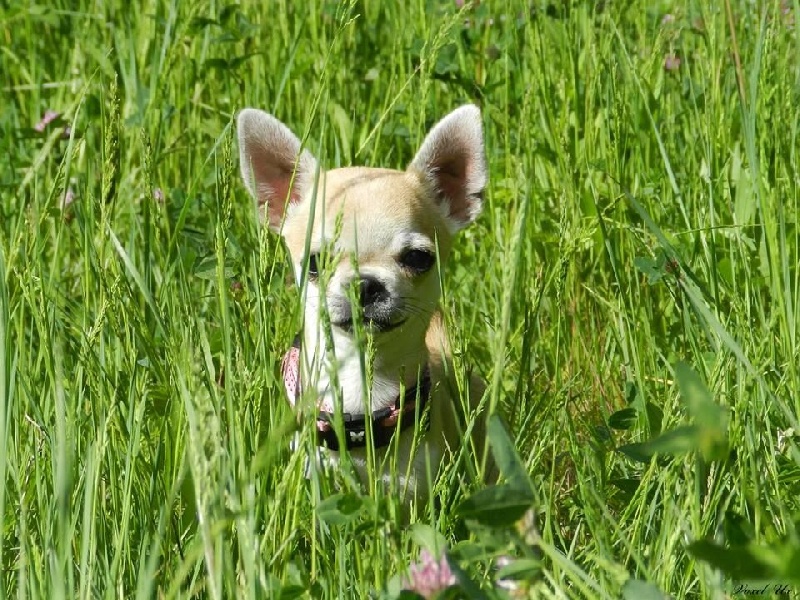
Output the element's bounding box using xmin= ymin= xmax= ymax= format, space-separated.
xmin=307 ymin=253 xmax=320 ymax=279
xmin=399 ymin=249 xmax=435 ymax=274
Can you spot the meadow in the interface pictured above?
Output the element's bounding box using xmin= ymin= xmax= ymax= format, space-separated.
xmin=1 ymin=0 xmax=799 ymax=597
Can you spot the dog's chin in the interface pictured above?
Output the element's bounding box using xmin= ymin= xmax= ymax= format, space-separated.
xmin=332 ymin=317 xmax=407 ymax=335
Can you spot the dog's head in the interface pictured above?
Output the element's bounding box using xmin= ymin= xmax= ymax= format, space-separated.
xmin=237 ymin=105 xmax=486 ymax=341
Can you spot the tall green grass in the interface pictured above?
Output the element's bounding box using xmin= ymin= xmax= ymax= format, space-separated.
xmin=1 ymin=0 xmax=799 ymax=597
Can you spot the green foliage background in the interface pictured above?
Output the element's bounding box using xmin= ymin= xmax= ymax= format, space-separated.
xmin=1 ymin=0 xmax=799 ymax=597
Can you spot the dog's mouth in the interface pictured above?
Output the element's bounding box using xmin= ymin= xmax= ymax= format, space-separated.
xmin=332 ymin=317 xmax=407 ymax=334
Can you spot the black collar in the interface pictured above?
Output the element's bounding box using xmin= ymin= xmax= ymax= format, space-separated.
xmin=287 ymin=336 xmax=432 ymax=451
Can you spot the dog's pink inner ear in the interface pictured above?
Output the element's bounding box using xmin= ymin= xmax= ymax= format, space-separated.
xmin=430 ymin=151 xmax=478 ymax=224
xmin=409 ymin=105 xmax=487 ymax=231
xmin=238 ymin=109 xmax=317 ymax=230
xmin=250 ymin=152 xmax=301 ymax=226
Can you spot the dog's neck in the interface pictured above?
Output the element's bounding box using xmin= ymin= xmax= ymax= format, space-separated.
xmin=301 ymin=311 xmax=430 ymax=415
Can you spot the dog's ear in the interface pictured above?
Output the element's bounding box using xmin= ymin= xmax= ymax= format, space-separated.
xmin=409 ymin=104 xmax=487 ymax=232
xmin=238 ymin=109 xmax=318 ymax=231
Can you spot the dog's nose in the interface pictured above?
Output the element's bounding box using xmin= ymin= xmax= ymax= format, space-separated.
xmin=358 ymin=276 xmax=388 ymax=307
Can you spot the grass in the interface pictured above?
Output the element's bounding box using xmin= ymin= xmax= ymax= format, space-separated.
xmin=1 ymin=0 xmax=799 ymax=597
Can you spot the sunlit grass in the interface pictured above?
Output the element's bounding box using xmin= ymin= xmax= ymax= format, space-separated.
xmin=1 ymin=0 xmax=799 ymax=598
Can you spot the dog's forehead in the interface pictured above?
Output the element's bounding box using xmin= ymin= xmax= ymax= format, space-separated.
xmin=286 ymin=167 xmax=449 ymax=255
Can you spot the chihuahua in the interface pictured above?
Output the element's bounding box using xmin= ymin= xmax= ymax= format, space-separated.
xmin=238 ymin=105 xmax=487 ymax=498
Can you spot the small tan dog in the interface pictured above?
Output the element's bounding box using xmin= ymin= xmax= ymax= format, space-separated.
xmin=238 ymin=105 xmax=487 ymax=498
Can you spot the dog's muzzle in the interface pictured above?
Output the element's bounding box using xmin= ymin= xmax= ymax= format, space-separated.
xmin=329 ymin=276 xmax=405 ymax=334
